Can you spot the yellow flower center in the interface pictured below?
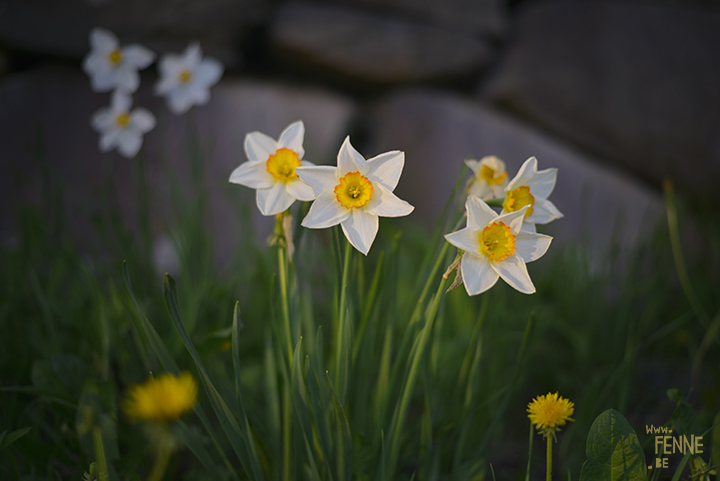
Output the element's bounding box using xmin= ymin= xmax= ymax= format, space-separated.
xmin=527 ymin=392 xmax=575 ymax=434
xmin=179 ymin=70 xmax=193 ymax=84
xmin=503 ymin=185 xmax=535 ymax=217
xmin=479 ymin=164 xmax=507 ymax=185
xmin=123 ymin=371 xmax=198 ymax=423
xmin=108 ymin=49 xmax=123 ymax=66
xmin=116 ymin=112 xmax=131 ymax=128
xmin=266 ymin=148 xmax=301 ymax=182
xmin=335 ymin=172 xmax=374 ymax=209
xmin=479 ymin=221 xmax=516 ymax=262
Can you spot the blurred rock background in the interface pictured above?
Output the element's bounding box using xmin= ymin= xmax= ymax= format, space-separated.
xmin=1 ymin=0 xmax=718 ymax=265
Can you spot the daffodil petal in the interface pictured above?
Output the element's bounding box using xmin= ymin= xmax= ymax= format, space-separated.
xmin=131 ymin=108 xmax=156 ymax=133
xmin=157 ymin=54 xmax=182 ymax=82
xmin=528 ymin=198 xmax=563 ymax=225
xmin=91 ymin=109 xmax=113 ymax=132
xmin=124 ymin=45 xmax=156 ymax=69
xmin=286 ymin=178 xmax=315 ymax=201
xmin=341 ymin=209 xmax=378 ymax=255
xmin=229 ymin=160 xmax=275 ymax=189
xmin=244 ymin=131 xmax=278 ymax=163
xmin=337 ymin=137 xmax=368 ymax=176
xmin=256 ymin=182 xmax=295 ymax=216
xmin=461 ymin=253 xmax=499 ymax=296
xmin=520 ymin=222 xmax=537 ymax=233
xmin=506 ymin=156 xmax=538 ymax=192
xmin=527 ymin=168 xmax=557 ymax=200
xmin=184 ymin=41 xmax=202 ymax=67
xmin=515 ymin=232 xmax=552 ymax=263
xmin=195 ymin=58 xmax=224 ymax=88
xmin=467 ymin=180 xmax=491 ymax=200
xmin=494 ymin=206 xmax=528 ymax=235
xmin=167 ymin=91 xmax=193 ymax=115
xmin=444 ymin=226 xmax=482 ymax=255
xmin=302 ymin=189 xmax=350 ymax=228
xmin=278 ymin=120 xmax=305 ymax=159
xmin=464 ymin=158 xmax=481 ymax=175
xmin=364 ymin=183 xmax=414 ymax=218
xmin=366 ymin=150 xmax=404 ymax=191
xmin=296 ymin=166 xmax=339 ymax=196
xmin=112 ymin=91 xmax=132 ymax=112
xmin=90 ymin=28 xmax=117 ymax=52
xmin=490 ymin=255 xmax=535 ymax=294
xmin=114 ymin=69 xmax=140 ymax=93
xmin=117 ymin=129 xmax=143 ymax=158
xmin=99 ymin=130 xmax=119 ymax=152
xmin=466 ymin=195 xmax=498 ymax=228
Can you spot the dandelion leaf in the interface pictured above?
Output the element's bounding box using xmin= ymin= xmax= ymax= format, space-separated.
xmin=579 ymin=409 xmax=647 ymax=481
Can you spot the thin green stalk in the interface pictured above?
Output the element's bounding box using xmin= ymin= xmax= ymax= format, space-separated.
xmin=546 ymin=435 xmax=552 ymax=481
xmin=525 ymin=424 xmax=534 ymax=481
xmin=91 ymin=426 xmax=109 ymax=481
xmin=283 ymin=387 xmax=292 ymax=481
xmin=333 ymin=241 xmax=352 ymax=395
xmin=147 ymin=436 xmax=173 ymax=481
xmin=387 ymin=274 xmax=447 ymax=476
xmin=278 ymin=246 xmax=293 ymax=364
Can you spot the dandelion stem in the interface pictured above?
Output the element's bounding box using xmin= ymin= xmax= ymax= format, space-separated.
xmin=147 ymin=434 xmax=173 ymax=481
xmin=546 ymin=434 xmax=552 ymax=481
xmin=91 ymin=426 xmax=109 ymax=481
xmin=333 ymin=240 xmax=352 ymax=398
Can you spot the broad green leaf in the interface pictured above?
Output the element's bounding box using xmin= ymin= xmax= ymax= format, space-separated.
xmin=579 ymin=409 xmax=647 ymax=481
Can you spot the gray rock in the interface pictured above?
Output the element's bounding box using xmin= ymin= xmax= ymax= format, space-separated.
xmin=327 ymin=0 xmax=507 ymax=38
xmin=0 ymin=0 xmax=273 ymax=68
xmin=271 ymin=2 xmax=494 ymax=84
xmin=368 ymin=89 xmax=664 ymax=255
xmin=0 ymin=64 xmax=356 ymax=264
xmin=482 ymin=1 xmax=720 ymax=195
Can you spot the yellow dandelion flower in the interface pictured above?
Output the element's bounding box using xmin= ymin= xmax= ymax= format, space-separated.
xmin=123 ymin=371 xmax=198 ymax=423
xmin=527 ymin=392 xmax=574 ymax=434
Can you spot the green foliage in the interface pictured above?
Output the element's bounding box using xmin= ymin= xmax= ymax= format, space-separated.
xmin=579 ymin=409 xmax=647 ymax=481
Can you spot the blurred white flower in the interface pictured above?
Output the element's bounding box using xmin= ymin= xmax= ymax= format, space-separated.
xmin=229 ymin=120 xmax=315 ymax=216
xmin=155 ymin=42 xmax=224 ymax=115
xmin=465 ymin=155 xmax=508 ymax=199
xmin=445 ymin=196 xmax=552 ymax=295
xmin=502 ymin=156 xmax=563 ymax=232
xmin=91 ymin=91 xmax=156 ymax=158
xmin=82 ymin=28 xmax=155 ymax=93
xmin=296 ymin=137 xmax=414 ymax=255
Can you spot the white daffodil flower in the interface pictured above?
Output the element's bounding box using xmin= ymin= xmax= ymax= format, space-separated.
xmin=82 ymin=28 xmax=155 ymax=93
xmin=155 ymin=42 xmax=224 ymax=115
xmin=465 ymin=155 xmax=508 ymax=199
xmin=91 ymin=91 xmax=156 ymax=158
xmin=445 ymin=196 xmax=552 ymax=295
xmin=229 ymin=120 xmax=316 ymax=216
xmin=296 ymin=137 xmax=414 ymax=255
xmin=502 ymin=156 xmax=563 ymax=233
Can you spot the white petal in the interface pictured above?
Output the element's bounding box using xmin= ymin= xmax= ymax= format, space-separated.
xmin=286 ymin=178 xmax=315 ymax=201
xmin=495 ymin=207 xmax=529 ymax=235
xmin=167 ymin=90 xmax=193 ymax=115
xmin=527 ymin=168 xmax=557 ymax=200
xmin=154 ymin=74 xmax=177 ymax=96
xmin=295 ymin=166 xmax=338 ymax=196
xmin=515 ymin=232 xmax=552 ymax=263
xmin=277 ymin=120 xmax=305 ymax=159
xmin=195 ymin=58 xmax=224 ymax=88
xmin=302 ymin=189 xmax=350 ymax=229
xmin=337 ymin=137 xmax=368 ymax=176
xmin=91 ymin=108 xmax=113 ymax=132
xmin=366 ymin=150 xmax=404 ymax=191
xmin=131 ymin=108 xmax=156 ymax=133
xmin=229 ymin=161 xmax=275 ymax=189
xmin=506 ymin=156 xmax=538 ymax=192
xmin=117 ymin=129 xmax=143 ymax=158
xmin=341 ymin=209 xmax=379 ymax=255
xmin=114 ymin=68 xmax=140 ymax=93
xmin=461 ymin=253 xmax=499 ymax=296
xmin=157 ymin=54 xmax=182 ymax=82
xmin=256 ymin=181 xmax=295 ymax=216
xmin=123 ymin=44 xmax=155 ymax=69
xmin=89 ymin=68 xmax=117 ymax=92
xmin=466 ymin=195 xmax=499 ymax=228
xmin=490 ymin=255 xmax=535 ymax=294
xmin=363 ymin=183 xmax=414 ymax=218
xmin=111 ymin=91 xmax=132 ymax=112
xmin=89 ymin=28 xmax=117 ymax=52
xmin=480 ymin=155 xmax=506 ymax=173
xmin=184 ymin=41 xmax=203 ymax=67
xmin=444 ymin=226 xmax=482 ymax=256
xmin=464 ymin=159 xmax=480 ymax=175
xmin=244 ymin=131 xmax=278 ymax=163
xmin=520 ymin=222 xmax=537 ymax=233
xmin=99 ymin=130 xmax=119 ymax=152
xmin=467 ymin=180 xmax=491 ymax=200
xmin=187 ymin=82 xmax=211 ymax=106
xmin=528 ymin=199 xmax=563 ymax=225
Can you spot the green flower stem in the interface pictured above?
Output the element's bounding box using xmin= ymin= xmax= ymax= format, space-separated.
xmin=387 ymin=273 xmax=447 ymax=476
xmin=91 ymin=426 xmax=109 ymax=481
xmin=546 ymin=434 xmax=552 ymax=481
xmin=333 ymin=240 xmax=353 ymax=396
xmin=283 ymin=388 xmax=292 ymax=481
xmin=277 ymin=246 xmax=293 ymax=364
xmin=147 ymin=434 xmax=173 ymax=481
